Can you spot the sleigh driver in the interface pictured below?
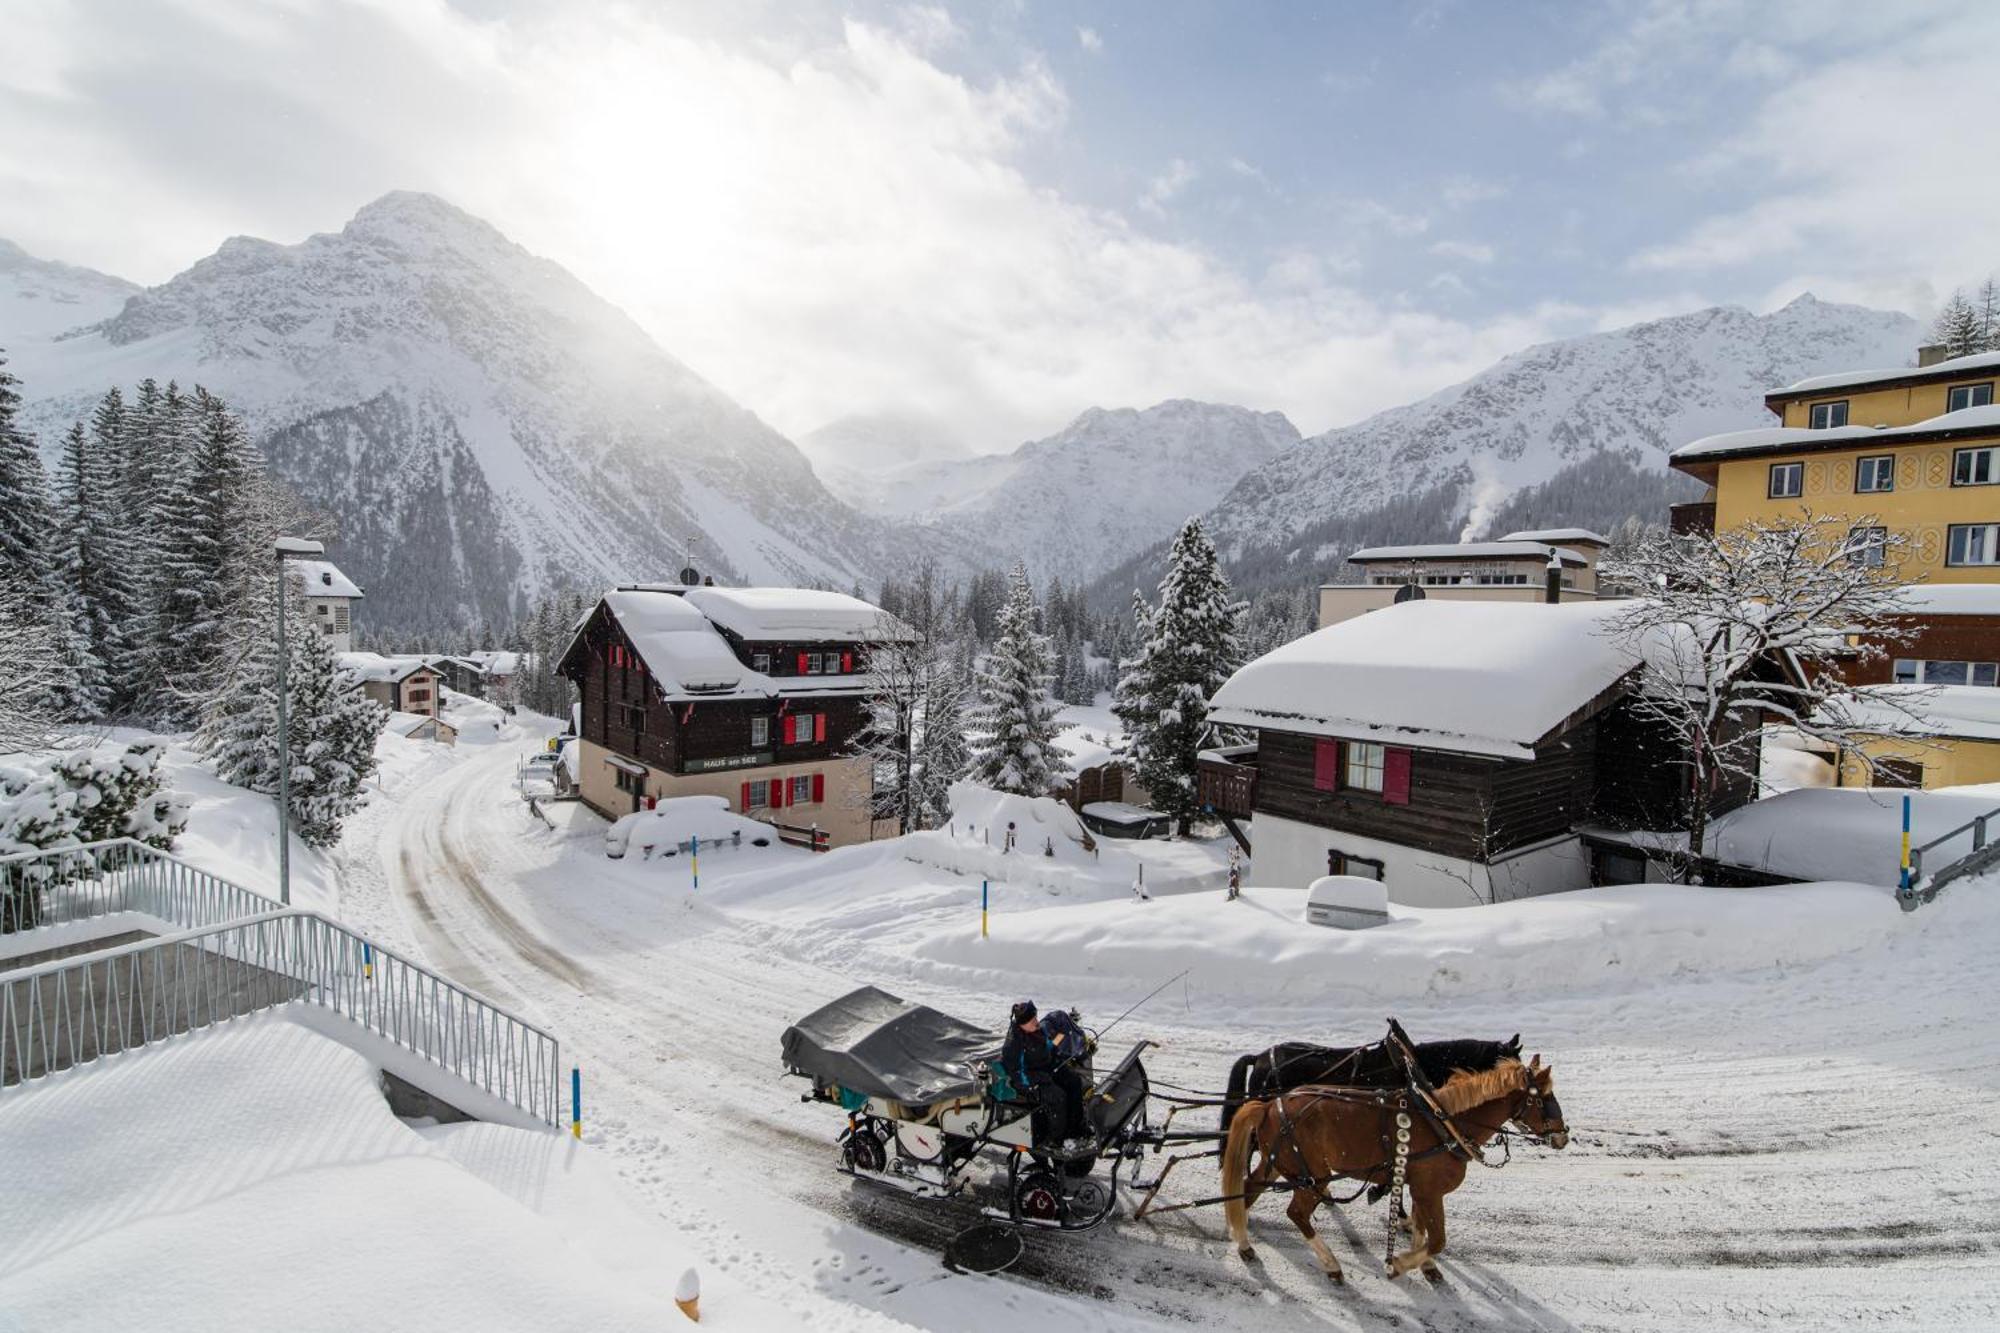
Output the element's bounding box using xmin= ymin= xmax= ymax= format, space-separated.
xmin=1002 ymin=1000 xmax=1092 ymax=1150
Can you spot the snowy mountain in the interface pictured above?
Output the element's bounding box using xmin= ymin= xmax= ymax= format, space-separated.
xmin=799 ymin=411 xmax=988 ymax=515
xmin=0 ymin=239 xmax=140 ymax=341
xmin=1201 ymin=296 xmax=1922 ymax=568
xmin=850 ymin=399 xmax=1299 ymax=583
xmin=5 ymin=194 xmax=935 ymax=634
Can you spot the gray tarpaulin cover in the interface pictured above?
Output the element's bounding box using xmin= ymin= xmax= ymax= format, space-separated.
xmin=782 ymin=985 xmax=996 ymax=1105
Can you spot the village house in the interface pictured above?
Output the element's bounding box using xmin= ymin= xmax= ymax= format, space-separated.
xmin=1671 ymin=346 xmax=2000 ymax=788
xmin=1198 ymin=599 xmax=1757 ymax=906
xmin=557 ymin=584 xmax=911 ymax=848
xmin=337 ymin=652 xmax=445 ymax=719
xmin=1315 ymin=529 xmax=1607 ymax=628
xmin=292 ymin=559 xmax=364 ymax=654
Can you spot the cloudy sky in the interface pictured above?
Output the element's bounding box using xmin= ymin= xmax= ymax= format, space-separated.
xmin=3 ymin=0 xmax=1995 ymax=451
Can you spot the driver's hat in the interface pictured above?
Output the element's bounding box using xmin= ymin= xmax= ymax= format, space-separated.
xmin=1010 ymin=1000 xmax=1038 ymax=1026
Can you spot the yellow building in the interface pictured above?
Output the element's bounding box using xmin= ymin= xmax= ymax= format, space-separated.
xmin=1670 ymin=346 xmax=2000 ymax=789
xmin=1669 ymin=348 xmax=2000 ymax=583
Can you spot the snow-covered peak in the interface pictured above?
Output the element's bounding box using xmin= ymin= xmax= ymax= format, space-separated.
xmin=0 ymin=238 xmax=140 ymax=341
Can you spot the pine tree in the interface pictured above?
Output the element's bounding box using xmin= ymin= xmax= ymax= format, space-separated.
xmin=971 ymin=563 xmax=1066 ymax=796
xmin=0 ymin=350 xmax=55 ymax=600
xmin=914 ymin=653 xmax=973 ymax=826
xmin=1932 ymin=290 xmax=1985 ymax=359
xmin=153 ymin=389 xmax=259 ymax=725
xmin=1977 ymin=278 xmax=2000 ymax=354
xmin=45 ymin=420 xmax=115 ymax=720
xmin=1114 ymin=518 xmax=1244 ymax=834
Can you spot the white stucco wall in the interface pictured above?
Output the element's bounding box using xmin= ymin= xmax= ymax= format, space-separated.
xmin=1248 ymin=813 xmax=1591 ymax=908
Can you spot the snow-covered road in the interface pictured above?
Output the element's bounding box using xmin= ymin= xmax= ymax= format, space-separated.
xmin=340 ymin=734 xmax=2000 ymax=1331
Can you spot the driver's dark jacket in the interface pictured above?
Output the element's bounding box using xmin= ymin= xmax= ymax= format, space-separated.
xmin=1001 ymin=1027 xmax=1059 ymax=1093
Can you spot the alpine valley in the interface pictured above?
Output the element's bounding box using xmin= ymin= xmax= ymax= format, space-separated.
xmin=2 ymin=193 xmax=1929 ymax=631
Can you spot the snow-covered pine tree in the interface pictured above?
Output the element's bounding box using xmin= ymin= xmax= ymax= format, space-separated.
xmin=913 ymin=653 xmax=973 ymax=827
xmin=1976 ymin=278 xmax=2000 ymax=353
xmin=1932 ymin=290 xmax=1986 ymax=360
xmin=153 ymin=389 xmax=260 ymax=726
xmin=1114 ymin=517 xmax=1244 ymax=834
xmin=971 ymin=563 xmax=1066 ymax=796
xmin=0 ymin=351 xmax=55 ymax=601
xmin=46 ymin=421 xmax=113 ymax=721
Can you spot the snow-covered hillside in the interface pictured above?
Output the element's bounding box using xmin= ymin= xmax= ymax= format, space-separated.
xmin=0 ymin=238 xmax=139 ymax=341
xmin=851 ymin=400 xmax=1299 ymax=583
xmin=1203 ymin=295 xmax=1921 ymax=566
xmin=4 ymin=194 xmax=941 ymax=633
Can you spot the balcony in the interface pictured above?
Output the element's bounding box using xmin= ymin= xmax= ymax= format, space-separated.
xmin=1197 ymin=745 xmax=1258 ymax=820
xmin=1669 ymin=501 xmax=1716 ymax=537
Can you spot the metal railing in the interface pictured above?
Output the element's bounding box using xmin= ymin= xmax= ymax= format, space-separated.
xmin=0 ymin=841 xmax=563 ymax=1126
xmin=1 ymin=838 xmax=275 ymax=937
xmin=1902 ymin=803 xmax=2000 ymax=910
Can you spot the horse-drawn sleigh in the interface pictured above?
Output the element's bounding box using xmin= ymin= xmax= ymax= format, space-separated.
xmin=780 ymin=985 xmax=1569 ymax=1281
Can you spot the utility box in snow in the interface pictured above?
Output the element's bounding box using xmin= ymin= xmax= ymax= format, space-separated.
xmin=1305 ymin=875 xmax=1390 ymax=930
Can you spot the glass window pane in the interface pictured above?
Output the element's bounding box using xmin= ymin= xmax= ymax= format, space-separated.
xmin=1893 ymin=659 xmax=1920 ymax=683
xmin=1928 ymin=660 xmax=1971 ymax=686
xmin=1975 ymin=663 xmax=1999 ymax=687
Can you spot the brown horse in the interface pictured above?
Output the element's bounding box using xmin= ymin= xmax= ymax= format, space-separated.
xmin=1220 ymin=1056 xmax=1567 ymax=1283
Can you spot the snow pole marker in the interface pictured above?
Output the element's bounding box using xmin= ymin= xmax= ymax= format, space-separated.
xmin=981 ymin=879 xmax=989 ymax=939
xmin=691 ymin=833 xmax=699 ymax=892
xmin=1899 ymin=794 xmax=1912 ymax=894
xmin=362 ymin=941 xmax=373 ymax=979
xmin=571 ymin=1067 xmax=582 ymax=1139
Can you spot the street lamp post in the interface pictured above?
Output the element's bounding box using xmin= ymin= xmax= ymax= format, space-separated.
xmin=274 ymin=537 xmax=325 ymax=907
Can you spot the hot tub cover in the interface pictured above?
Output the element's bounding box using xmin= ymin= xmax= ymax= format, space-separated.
xmin=782 ymin=985 xmax=996 ymax=1105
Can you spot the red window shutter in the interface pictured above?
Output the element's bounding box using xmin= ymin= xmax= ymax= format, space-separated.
xmin=1384 ymin=747 xmax=1413 ymax=805
xmin=814 ymin=713 xmax=826 ymax=743
xmin=772 ymin=780 xmax=784 ymax=809
xmin=740 ymin=781 xmax=752 ymax=811
xmin=783 ymin=715 xmax=796 ymax=744
xmin=796 ymin=652 xmax=808 ymax=674
xmin=841 ymin=652 xmax=853 ymax=673
xmin=1312 ymin=739 xmax=1339 ymax=791
xmin=812 ymin=773 xmax=825 ymax=803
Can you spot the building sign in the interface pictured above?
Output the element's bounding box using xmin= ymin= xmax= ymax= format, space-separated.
xmin=683 ymin=752 xmax=774 ymax=774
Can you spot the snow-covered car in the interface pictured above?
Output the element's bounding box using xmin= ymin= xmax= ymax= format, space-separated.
xmin=521 ymin=752 xmax=563 ymax=778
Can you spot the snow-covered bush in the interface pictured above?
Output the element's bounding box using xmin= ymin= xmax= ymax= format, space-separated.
xmin=0 ymin=740 xmax=188 ymax=930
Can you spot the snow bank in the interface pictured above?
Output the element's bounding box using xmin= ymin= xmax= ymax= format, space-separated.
xmin=1708 ymin=788 xmax=2000 ymax=885
xmin=889 ymin=878 xmax=1909 ymax=1008
xmin=0 ymin=1016 xmax=792 ymax=1329
xmin=606 ymin=795 xmax=790 ymax=861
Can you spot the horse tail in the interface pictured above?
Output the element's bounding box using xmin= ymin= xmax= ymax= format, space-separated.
xmin=1221 ymin=1053 xmax=1257 ymax=1133
xmin=1221 ymin=1100 xmax=1261 ymax=1259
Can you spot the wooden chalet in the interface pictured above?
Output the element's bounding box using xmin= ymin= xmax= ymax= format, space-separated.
xmin=1201 ymin=599 xmax=1758 ymax=905
xmin=557 ymin=584 xmax=911 ymax=847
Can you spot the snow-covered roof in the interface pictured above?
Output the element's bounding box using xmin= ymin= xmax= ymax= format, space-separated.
xmin=1884 ymin=584 xmax=2000 ymax=617
xmin=1346 ymin=541 xmax=1587 ymax=566
xmin=1825 ymin=684 xmax=2000 ymax=742
xmin=1672 ymin=403 xmax=2000 ymax=463
xmin=466 ymin=650 xmax=521 ymax=675
xmin=336 ymin=652 xmax=439 ymax=683
xmin=680 ymin=585 xmax=909 ymax=642
xmin=1497 ymin=527 xmax=1609 ymax=548
xmin=1206 ymin=599 xmax=1642 ymax=760
xmin=290 ymin=559 xmax=362 ymax=599
xmin=602 ymin=589 xmax=748 ymax=696
xmin=1778 ymin=349 xmax=2000 ymax=397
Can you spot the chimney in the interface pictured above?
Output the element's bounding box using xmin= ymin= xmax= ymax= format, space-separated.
xmin=1918 ymin=343 xmax=1950 ymax=368
xmin=1545 ymin=551 xmax=1563 ymax=604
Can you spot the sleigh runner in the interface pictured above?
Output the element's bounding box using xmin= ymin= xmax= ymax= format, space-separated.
xmin=782 ymin=986 xmax=1569 ymax=1280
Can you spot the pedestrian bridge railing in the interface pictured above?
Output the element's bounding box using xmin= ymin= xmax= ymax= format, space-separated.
xmin=0 ymin=841 xmax=562 ymax=1127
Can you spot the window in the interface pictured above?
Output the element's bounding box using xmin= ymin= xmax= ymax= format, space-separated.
xmin=1953 ymin=447 xmax=1998 ymax=486
xmin=785 ymin=712 xmax=823 ymax=744
xmin=614 ymin=768 xmax=645 ymax=796
xmin=1327 ymin=850 xmax=1384 ymax=881
xmin=1855 ymin=455 xmax=1895 ymax=493
xmin=789 ymin=775 xmax=813 ymax=805
xmin=1807 ymin=400 xmax=1849 ymax=429
xmin=1947 ymin=523 xmax=2000 ymax=566
xmin=1847 ymin=525 xmax=1888 ymax=568
xmin=750 ymin=716 xmax=769 ymax=748
xmin=1894 ymin=658 xmax=2000 ymax=687
xmin=1344 ymin=741 xmax=1385 ymax=793
xmin=314 ymin=603 xmax=329 ymax=616
xmin=752 ymin=652 xmax=771 ymax=673
xmin=746 ymin=779 xmax=770 ymax=808
xmin=1768 ymin=462 xmax=1804 ymax=498
xmin=1476 ymin=573 xmax=1528 ymax=585
xmin=1947 ymin=382 xmax=1995 ymax=413
xmin=621 ymin=703 xmax=646 ymax=734
xmin=804 ymin=652 xmax=821 ymax=674
xmin=1873 ymin=759 xmax=1924 ymax=790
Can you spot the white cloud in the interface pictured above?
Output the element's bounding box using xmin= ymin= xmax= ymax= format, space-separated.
xmin=0 ymin=0 xmax=1584 ymax=450
xmin=1439 ymin=175 xmax=1506 ymax=209
xmin=1430 ymin=239 xmax=1495 ymax=264
xmin=1138 ymin=157 xmax=1199 ymax=217
xmin=1077 ymin=26 xmax=1102 ymax=54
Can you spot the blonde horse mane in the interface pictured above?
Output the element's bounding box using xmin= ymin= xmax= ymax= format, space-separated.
xmin=1434 ymin=1058 xmax=1527 ymax=1115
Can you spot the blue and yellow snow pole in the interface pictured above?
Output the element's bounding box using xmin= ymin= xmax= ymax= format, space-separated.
xmin=571 ymin=1066 xmax=582 ymax=1139
xmin=362 ymin=941 xmax=373 ymax=980
xmin=981 ymin=879 xmax=989 ymax=939
xmin=1899 ymin=794 xmax=1913 ymax=894
xmin=691 ymin=834 xmax=699 ymax=892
